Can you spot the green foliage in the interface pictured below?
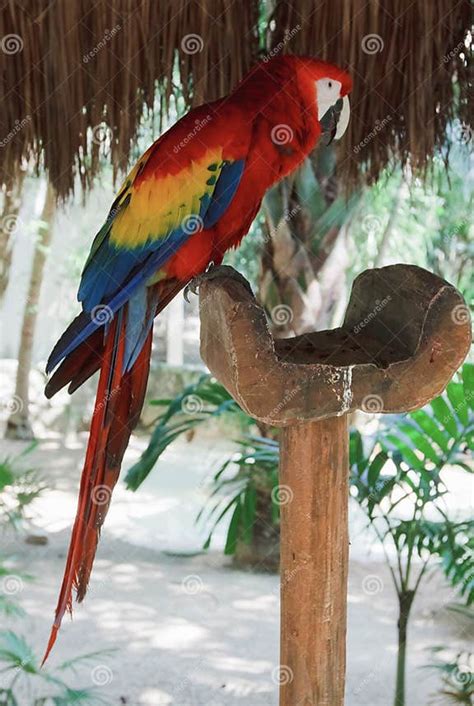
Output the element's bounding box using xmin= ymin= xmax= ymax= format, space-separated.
xmin=426 ymin=644 xmax=474 ymax=705
xmin=351 ymin=363 xmax=473 ymax=601
xmin=0 ymin=631 xmax=112 ymax=705
xmin=0 ymin=447 xmax=111 ymax=705
xmin=0 ymin=444 xmax=46 ymax=530
xmin=0 ymin=444 xmax=42 ymax=617
xmin=351 ymin=364 xmax=473 ymax=705
xmin=128 ymin=366 xmax=473 ymax=585
xmin=125 ymin=374 xmax=242 ymax=490
xmin=0 ymin=565 xmax=32 ymax=618
xmin=125 ymin=372 xmax=280 ymax=552
xmin=196 ymin=435 xmax=279 ymax=553
xmin=349 ymin=159 xmax=473 ymax=302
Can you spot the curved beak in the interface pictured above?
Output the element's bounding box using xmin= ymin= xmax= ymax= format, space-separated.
xmin=335 ymin=95 xmax=350 ymax=140
xmin=320 ymin=95 xmax=351 ymax=146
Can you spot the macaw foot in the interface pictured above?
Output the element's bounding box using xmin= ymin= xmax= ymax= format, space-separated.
xmin=184 ymin=264 xmax=252 ymax=302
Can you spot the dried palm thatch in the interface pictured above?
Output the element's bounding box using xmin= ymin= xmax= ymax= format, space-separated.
xmin=0 ymin=0 xmax=471 ymax=199
xmin=0 ymin=0 xmax=259 ymax=198
xmin=270 ymin=0 xmax=473 ymax=185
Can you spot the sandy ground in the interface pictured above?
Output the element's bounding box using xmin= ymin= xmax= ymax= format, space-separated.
xmin=0 ymin=435 xmax=471 ymax=706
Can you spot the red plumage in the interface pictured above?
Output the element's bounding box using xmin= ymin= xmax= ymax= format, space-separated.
xmin=43 ymin=55 xmax=352 ymax=662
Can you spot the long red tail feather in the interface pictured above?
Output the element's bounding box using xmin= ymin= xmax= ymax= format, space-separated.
xmin=42 ymin=314 xmax=153 ymax=664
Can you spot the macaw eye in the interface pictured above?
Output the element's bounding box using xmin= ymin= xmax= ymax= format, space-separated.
xmin=328 ymin=81 xmax=333 ymax=89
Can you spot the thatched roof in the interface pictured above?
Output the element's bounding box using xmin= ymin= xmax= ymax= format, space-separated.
xmin=0 ymin=0 xmax=471 ymax=199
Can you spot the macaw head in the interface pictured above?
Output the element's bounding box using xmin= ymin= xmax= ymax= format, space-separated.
xmin=303 ymin=59 xmax=352 ymax=144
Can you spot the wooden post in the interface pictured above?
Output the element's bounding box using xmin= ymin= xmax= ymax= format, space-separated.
xmin=197 ymin=264 xmax=471 ymax=706
xmin=280 ymin=417 xmax=349 ymax=706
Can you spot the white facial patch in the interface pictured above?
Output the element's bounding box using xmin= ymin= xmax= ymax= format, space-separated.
xmin=315 ymin=78 xmax=343 ymax=120
xmin=315 ymin=78 xmax=350 ymax=140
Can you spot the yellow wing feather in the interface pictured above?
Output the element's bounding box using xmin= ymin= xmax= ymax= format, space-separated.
xmin=110 ymin=147 xmax=224 ymax=249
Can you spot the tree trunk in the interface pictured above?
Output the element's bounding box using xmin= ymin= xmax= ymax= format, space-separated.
xmin=394 ymin=590 xmax=414 ymax=706
xmin=5 ymin=182 xmax=56 ymax=439
xmin=258 ymin=154 xmax=360 ymax=337
xmin=0 ymin=169 xmax=26 ymax=301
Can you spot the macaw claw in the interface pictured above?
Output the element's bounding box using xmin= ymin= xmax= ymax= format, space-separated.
xmin=184 ymin=264 xmax=252 ymax=302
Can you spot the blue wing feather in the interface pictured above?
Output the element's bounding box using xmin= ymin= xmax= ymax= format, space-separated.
xmin=46 ymin=159 xmax=245 ymax=374
xmin=203 ymin=160 xmax=245 ymax=228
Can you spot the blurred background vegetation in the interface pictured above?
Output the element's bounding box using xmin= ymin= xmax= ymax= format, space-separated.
xmin=0 ymin=1 xmax=472 ymax=705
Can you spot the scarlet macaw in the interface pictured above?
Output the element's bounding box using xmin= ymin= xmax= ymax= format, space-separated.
xmin=43 ymin=55 xmax=352 ymax=660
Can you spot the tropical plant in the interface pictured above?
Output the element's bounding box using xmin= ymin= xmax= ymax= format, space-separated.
xmin=197 ymin=434 xmax=280 ymax=568
xmin=128 ymin=364 xmax=473 ymax=702
xmin=427 ymin=644 xmax=473 ymax=705
xmin=0 ymin=631 xmax=112 ymax=705
xmin=0 ymin=565 xmax=31 ymax=619
xmin=125 ymin=374 xmax=242 ymax=491
xmin=0 ymin=444 xmax=39 ymax=616
xmin=425 ymin=603 xmax=474 ymax=705
xmin=0 ymin=443 xmax=46 ymax=530
xmin=350 ymin=363 xmax=473 ymax=706
xmin=0 ymin=448 xmax=111 ymax=705
xmin=125 ymin=375 xmax=284 ymax=567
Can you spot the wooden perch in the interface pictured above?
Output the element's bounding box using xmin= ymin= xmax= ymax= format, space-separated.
xmin=198 ymin=264 xmax=471 ymax=706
